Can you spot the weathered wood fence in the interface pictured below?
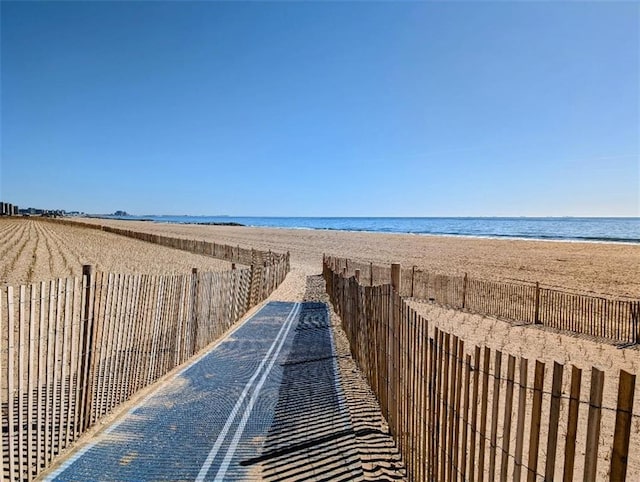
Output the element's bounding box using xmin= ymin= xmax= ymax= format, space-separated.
xmin=324 ymin=257 xmax=639 ymax=481
xmin=328 ymin=256 xmax=640 ymax=344
xmin=1 ymin=243 xmax=289 ymax=480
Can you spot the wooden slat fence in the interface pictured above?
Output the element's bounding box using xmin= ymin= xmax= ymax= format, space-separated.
xmin=1 ymin=251 xmax=288 ymax=480
xmin=326 ymin=256 xmax=640 ymax=344
xmin=323 ymin=258 xmax=640 ymax=481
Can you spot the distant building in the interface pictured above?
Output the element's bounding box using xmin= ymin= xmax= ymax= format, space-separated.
xmin=1 ymin=202 xmax=82 ymax=217
xmin=18 ymin=207 xmax=46 ymax=216
xmin=0 ymin=201 xmax=18 ymax=216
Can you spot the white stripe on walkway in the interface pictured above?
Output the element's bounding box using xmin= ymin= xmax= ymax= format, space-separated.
xmin=195 ymin=302 xmax=300 ymax=482
xmin=213 ymin=302 xmax=301 ymax=481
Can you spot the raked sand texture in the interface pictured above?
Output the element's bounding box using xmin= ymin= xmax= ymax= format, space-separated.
xmin=0 ymin=219 xmax=231 ymax=286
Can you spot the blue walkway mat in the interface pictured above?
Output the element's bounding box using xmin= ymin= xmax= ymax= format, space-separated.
xmin=45 ymin=301 xmax=361 ymax=481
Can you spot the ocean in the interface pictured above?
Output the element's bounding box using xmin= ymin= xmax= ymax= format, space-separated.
xmin=99 ymin=216 xmax=640 ymax=244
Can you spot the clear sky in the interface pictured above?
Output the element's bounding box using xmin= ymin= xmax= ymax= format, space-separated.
xmin=1 ymin=1 xmax=638 ymax=217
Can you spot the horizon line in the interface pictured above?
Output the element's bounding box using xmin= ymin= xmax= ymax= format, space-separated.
xmin=88 ymin=214 xmax=640 ymax=219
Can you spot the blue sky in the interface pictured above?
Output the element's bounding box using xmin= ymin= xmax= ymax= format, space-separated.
xmin=1 ymin=1 xmax=638 ymax=216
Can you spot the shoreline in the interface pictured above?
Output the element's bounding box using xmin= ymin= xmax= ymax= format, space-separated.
xmin=73 ymin=217 xmax=640 ymax=298
xmin=217 ymin=224 xmax=640 ymax=246
xmin=85 ymin=216 xmax=640 ymax=246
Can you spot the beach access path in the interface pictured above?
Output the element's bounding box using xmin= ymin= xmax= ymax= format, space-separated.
xmin=41 ymin=270 xmax=405 ymax=481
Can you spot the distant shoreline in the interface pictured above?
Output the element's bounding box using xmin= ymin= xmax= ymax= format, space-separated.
xmin=75 ymin=216 xmax=640 ymax=299
xmin=84 ymin=215 xmax=640 ymax=245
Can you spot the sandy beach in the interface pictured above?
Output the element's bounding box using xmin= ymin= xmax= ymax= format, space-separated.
xmin=75 ymin=217 xmax=640 ymax=298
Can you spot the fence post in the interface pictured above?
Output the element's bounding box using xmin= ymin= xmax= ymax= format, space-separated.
xmin=78 ymin=264 xmax=95 ymax=431
xmin=462 ymin=272 xmax=468 ymax=309
xmin=584 ymin=367 xmax=605 ymax=482
xmin=563 ymin=366 xmax=582 ymax=481
xmin=534 ymin=282 xmax=541 ymax=324
xmin=370 ymin=262 xmax=374 ymax=287
xmin=355 ymin=269 xmax=360 ymax=283
xmin=610 ymin=370 xmax=636 ymax=480
xmin=391 ymin=263 xmax=401 ymax=294
xmin=411 ymin=266 xmax=416 ymax=298
xmin=633 ymin=302 xmax=640 ymax=344
xmin=191 ymin=268 xmax=199 ymax=355
xmin=249 ymin=264 xmax=257 ymax=307
xmin=263 ymin=261 xmax=269 ymax=300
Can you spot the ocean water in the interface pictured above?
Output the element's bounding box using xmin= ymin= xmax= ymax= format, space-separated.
xmin=100 ymin=216 xmax=640 ymax=244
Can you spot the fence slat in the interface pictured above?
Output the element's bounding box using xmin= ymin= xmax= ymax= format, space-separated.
xmin=610 ymin=370 xmax=636 ymax=481
xmin=427 ymin=335 xmax=436 ymax=479
xmin=478 ymin=346 xmax=491 ymax=480
xmin=460 ymin=353 xmax=472 ymax=482
xmin=544 ymin=361 xmax=564 ymax=481
xmin=43 ymin=280 xmax=54 ymax=466
xmin=468 ymin=346 xmax=481 ymax=482
xmin=25 ymin=285 xmax=37 ymax=480
xmin=445 ymin=335 xmax=458 ymax=482
xmin=36 ymin=282 xmax=46 ymax=475
xmin=563 ymin=366 xmax=582 ymax=482
xmin=452 ymin=338 xmax=464 ymax=482
xmin=489 ymin=351 xmax=502 ymax=480
xmin=583 ymin=367 xmax=605 ymax=482
xmin=18 ymin=285 xmax=26 ymax=479
xmin=513 ymin=358 xmax=528 ymax=482
xmin=527 ymin=360 xmax=545 ymax=482
xmin=499 ymin=355 xmax=516 ymax=482
xmin=7 ymin=287 xmax=16 ymax=480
